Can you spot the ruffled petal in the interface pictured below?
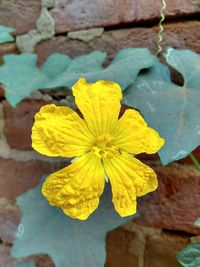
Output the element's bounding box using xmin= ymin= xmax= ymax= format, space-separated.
xmin=111 ymin=109 xmax=165 ymax=155
xmin=32 ymin=104 xmax=94 ymax=157
xmin=72 ymin=78 xmax=122 ymax=136
xmin=42 ymin=152 xmax=105 ymax=220
xmin=103 ymin=152 xmax=157 ymax=217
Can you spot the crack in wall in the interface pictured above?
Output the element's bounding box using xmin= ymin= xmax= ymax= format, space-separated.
xmin=123 ymin=222 xmax=162 ymax=267
xmin=67 ymin=27 xmax=104 ymax=42
xmin=103 ymin=11 xmax=200 ymax=32
xmin=12 ymin=0 xmax=200 ymax=51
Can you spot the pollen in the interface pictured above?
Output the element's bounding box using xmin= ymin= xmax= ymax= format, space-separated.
xmin=92 ymin=133 xmax=119 ymax=159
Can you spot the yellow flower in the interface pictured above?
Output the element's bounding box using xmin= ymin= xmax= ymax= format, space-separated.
xmin=32 ymin=78 xmax=164 ymax=220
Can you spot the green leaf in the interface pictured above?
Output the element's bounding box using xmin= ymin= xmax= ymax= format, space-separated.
xmin=16 ymin=261 xmax=36 ymax=267
xmin=177 ymin=242 xmax=200 ymax=267
xmin=12 ymin=177 xmax=133 ymax=267
xmin=189 ymin=154 xmax=200 ymax=172
xmin=0 ymin=25 xmax=14 ymax=44
xmin=0 ymin=48 xmax=156 ymax=107
xmin=123 ymin=48 xmax=200 ymax=165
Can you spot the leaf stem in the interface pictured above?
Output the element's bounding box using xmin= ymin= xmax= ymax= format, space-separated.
xmin=189 ymin=153 xmax=200 ymax=172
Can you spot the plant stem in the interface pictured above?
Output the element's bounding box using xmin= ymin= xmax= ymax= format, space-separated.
xmin=189 ymin=153 xmax=200 ymax=172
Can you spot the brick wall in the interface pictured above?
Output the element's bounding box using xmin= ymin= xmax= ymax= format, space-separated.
xmin=1 ymin=0 xmax=200 ymax=266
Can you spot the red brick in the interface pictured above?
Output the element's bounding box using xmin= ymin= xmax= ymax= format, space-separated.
xmin=144 ymin=230 xmax=189 ymax=267
xmin=106 ymin=223 xmax=190 ymax=267
xmin=106 ymin=228 xmax=139 ymax=267
xmin=0 ymin=86 xmax=4 ymax=98
xmin=0 ymin=245 xmax=16 ymax=267
xmin=0 ymin=219 xmax=190 ymax=267
xmin=0 ymin=244 xmax=54 ymax=267
xmin=0 ymin=0 xmax=41 ymax=35
xmin=0 ymin=43 xmax=18 ymax=57
xmin=36 ymin=258 xmax=55 ymax=267
xmin=0 ymin=158 xmax=55 ymax=199
xmin=51 ymin=0 xmax=200 ymax=33
xmin=36 ymin=21 xmax=200 ymax=65
xmin=135 ymin=163 xmax=200 ymax=235
xmin=0 ymin=198 xmax=20 ymax=243
xmin=3 ymin=100 xmax=46 ymax=150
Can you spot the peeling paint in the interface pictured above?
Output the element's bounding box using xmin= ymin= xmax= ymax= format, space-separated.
xmin=16 ymin=1 xmax=55 ymax=52
xmin=0 ymin=138 xmax=70 ymax=163
xmin=36 ymin=7 xmax=55 ymax=39
xmin=16 ymin=30 xmax=43 ymax=53
xmin=123 ymin=222 xmax=162 ymax=236
xmin=28 ymin=91 xmax=53 ymax=102
xmin=42 ymin=94 xmax=53 ymax=102
xmin=194 ymin=218 xmax=200 ymax=228
xmin=41 ymin=0 xmax=55 ymax=8
xmin=68 ymin=28 xmax=104 ymax=43
xmin=123 ymin=223 xmax=162 ymax=267
xmin=60 ymin=95 xmax=76 ymax=109
xmin=28 ymin=91 xmax=43 ymax=100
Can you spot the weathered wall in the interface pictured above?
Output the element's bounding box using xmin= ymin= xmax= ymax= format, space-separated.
xmin=1 ymin=0 xmax=200 ymax=266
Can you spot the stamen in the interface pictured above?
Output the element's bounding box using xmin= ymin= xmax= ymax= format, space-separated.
xmin=92 ymin=134 xmax=119 ymax=159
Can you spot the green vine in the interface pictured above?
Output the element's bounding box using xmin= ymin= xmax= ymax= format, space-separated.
xmin=156 ymin=0 xmax=167 ymax=55
xmin=156 ymin=0 xmax=200 ymax=171
xmin=189 ymin=153 xmax=200 ymax=172
xmin=188 ymin=2 xmax=200 ymax=172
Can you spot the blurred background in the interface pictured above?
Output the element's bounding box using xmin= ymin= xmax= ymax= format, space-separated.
xmin=0 ymin=0 xmax=200 ymax=266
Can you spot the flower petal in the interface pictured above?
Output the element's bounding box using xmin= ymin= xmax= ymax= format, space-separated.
xmin=42 ymin=152 xmax=105 ymax=220
xmin=103 ymin=152 xmax=157 ymax=217
xmin=111 ymin=109 xmax=165 ymax=155
xmin=32 ymin=104 xmax=94 ymax=157
xmin=72 ymin=78 xmax=122 ymax=135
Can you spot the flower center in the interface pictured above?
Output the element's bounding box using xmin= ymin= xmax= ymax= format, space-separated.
xmin=92 ymin=134 xmax=119 ymax=159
